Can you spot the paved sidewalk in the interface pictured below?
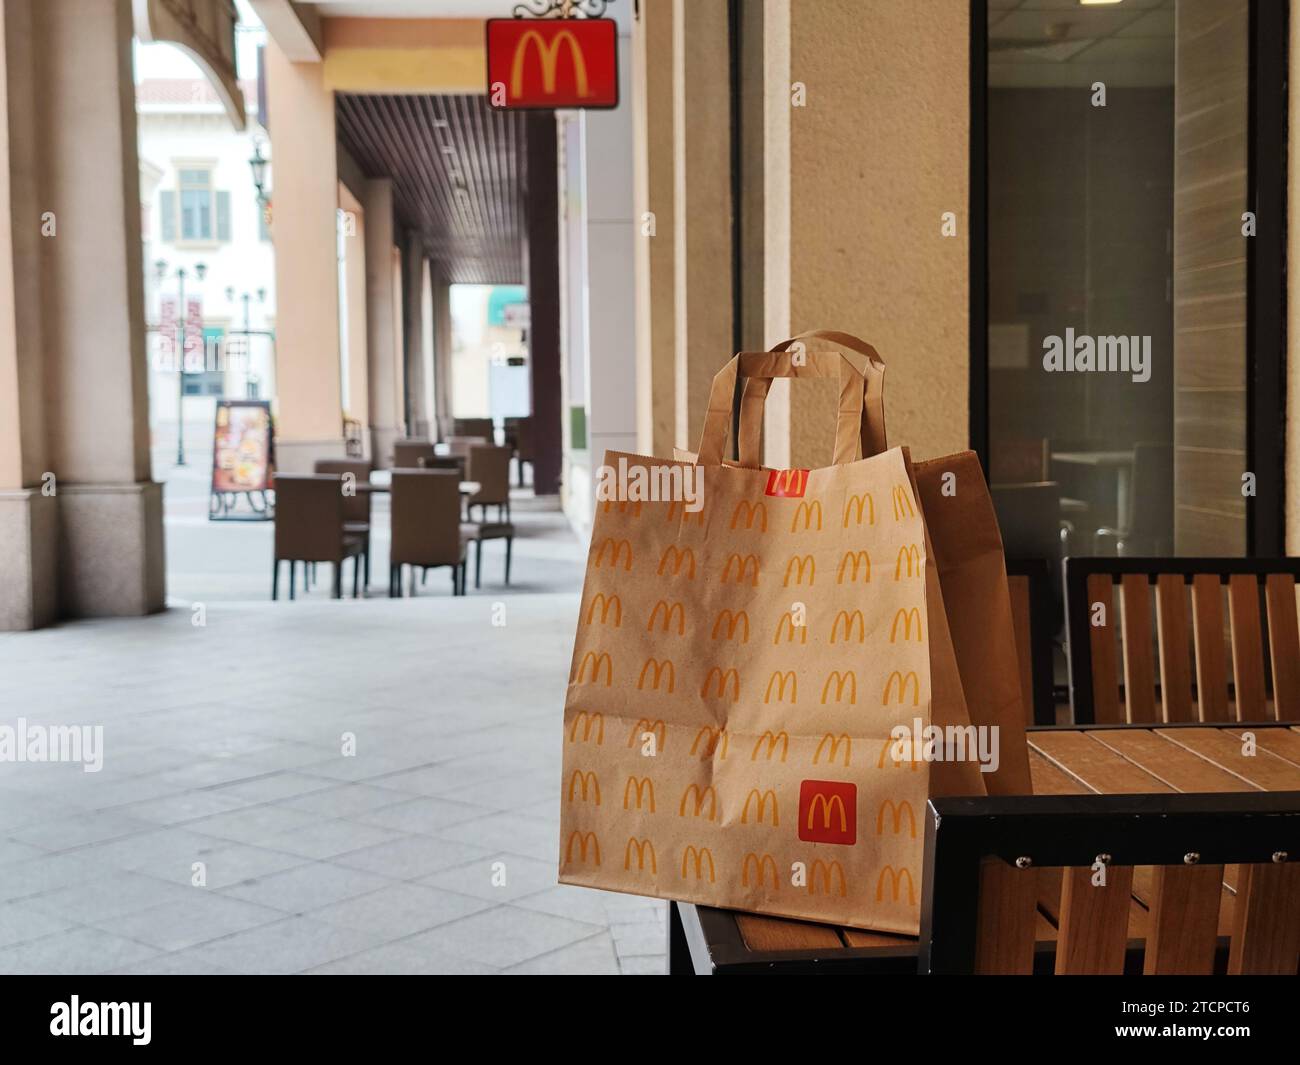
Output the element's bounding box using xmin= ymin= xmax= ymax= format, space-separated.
xmin=0 ymin=473 xmax=667 ymax=973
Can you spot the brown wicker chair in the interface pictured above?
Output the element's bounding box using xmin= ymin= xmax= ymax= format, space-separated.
xmin=272 ymin=475 xmax=365 ymax=600
xmin=392 ymin=439 xmax=437 ymax=469
xmin=389 ymin=470 xmax=467 ymax=596
xmin=314 ymin=459 xmax=372 ymax=593
xmin=467 ymin=444 xmax=512 ymax=522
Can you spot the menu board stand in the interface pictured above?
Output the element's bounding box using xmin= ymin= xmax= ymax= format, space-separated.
xmin=209 ymin=400 xmax=275 ymax=522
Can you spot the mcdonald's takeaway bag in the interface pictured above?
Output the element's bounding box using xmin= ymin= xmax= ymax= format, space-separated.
xmin=558 ymin=337 xmax=1023 ymax=934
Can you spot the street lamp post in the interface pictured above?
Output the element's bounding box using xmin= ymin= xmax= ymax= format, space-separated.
xmin=225 ymin=285 xmax=268 ymax=398
xmin=156 ymin=258 xmax=207 ymax=466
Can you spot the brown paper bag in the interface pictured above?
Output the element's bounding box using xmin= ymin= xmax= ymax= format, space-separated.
xmin=558 ymin=342 xmax=1002 ymax=934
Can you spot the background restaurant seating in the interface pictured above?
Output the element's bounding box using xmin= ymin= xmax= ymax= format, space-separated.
xmin=272 ymin=475 xmax=365 ymax=600
xmin=505 ymin=415 xmax=533 ymax=487
xmin=466 ymin=444 xmax=512 ymax=522
xmin=1064 ymin=557 xmax=1300 ymax=725
xmin=453 ymin=417 xmax=495 ymax=442
xmin=314 ymin=458 xmax=372 ymax=592
xmin=389 ymin=470 xmax=466 ymax=596
xmin=1094 ymin=441 xmax=1174 ymax=556
xmin=445 ymin=435 xmax=487 ymax=459
xmin=418 ymin=455 xmax=465 ymax=475
xmin=392 ymin=439 xmax=437 ymax=469
xmin=461 ymin=520 xmax=515 ymax=589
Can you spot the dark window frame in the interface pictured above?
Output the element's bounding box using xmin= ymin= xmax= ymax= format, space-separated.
xmin=969 ymin=0 xmax=1289 ymax=558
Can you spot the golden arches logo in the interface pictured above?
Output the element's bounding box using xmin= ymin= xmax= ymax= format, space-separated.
xmin=565 ymin=830 xmax=600 ymax=865
xmin=751 ymin=731 xmax=788 ymax=763
xmin=773 ymin=612 xmax=807 ymax=645
xmin=881 ymin=670 xmax=920 ymax=707
xmin=876 ymin=865 xmax=916 ymax=905
xmin=679 ymin=784 xmax=717 ymax=821
xmin=894 ymin=544 xmax=921 ymax=580
xmin=711 ymin=609 xmax=750 ymax=643
xmin=876 ymin=799 xmax=917 ymax=838
xmin=572 ymin=651 xmax=612 ymax=686
xmin=700 ymin=667 xmax=739 ymax=702
xmin=568 ymin=711 xmax=604 ymax=744
xmin=808 ymin=859 xmax=848 ymax=897
xmin=878 ymin=735 xmax=921 ymax=771
xmin=593 ymin=537 xmax=632 ymax=570
xmin=721 ymin=553 xmax=760 ymax=585
xmin=731 ymin=500 xmax=767 ymax=532
xmin=783 ymin=554 xmax=815 ymax=586
xmin=891 ymin=484 xmax=916 ymax=521
xmin=646 ymin=600 xmax=685 ymax=635
xmin=585 ymin=593 xmax=622 ymax=626
xmin=830 ymin=610 xmax=866 ymax=644
xmin=836 ymin=550 xmax=870 ymax=584
xmin=813 ymin=733 xmax=851 ymax=767
xmin=666 ymin=499 xmax=705 ymax=525
xmin=690 ymin=725 xmax=729 ymax=760
xmin=568 ymin=770 xmax=600 ymax=805
xmin=764 ymin=670 xmax=797 ymax=704
xmin=741 ymin=788 xmax=779 ymax=825
xmin=821 ymin=670 xmax=857 ymax=705
xmin=791 ymin=500 xmax=822 ymax=532
xmin=510 ymin=28 xmax=591 ymax=98
xmin=890 ymin=607 xmax=923 ymax=643
xmin=806 ymin=795 xmax=847 ymax=834
xmin=741 ymin=852 xmax=779 ymax=890
xmin=623 ymin=776 xmax=655 ymax=812
xmin=601 ymin=499 xmax=642 ymax=517
xmin=681 ymin=845 xmax=716 ymax=882
xmin=624 ymin=837 xmax=658 ymax=874
xmin=657 ymin=545 xmax=696 ymax=579
xmin=843 ymin=492 xmax=875 ymax=527
xmin=628 ymin=718 xmax=666 ymax=752
xmin=636 ymin=657 xmax=675 ymax=693
xmin=767 ymin=468 xmax=807 ymax=496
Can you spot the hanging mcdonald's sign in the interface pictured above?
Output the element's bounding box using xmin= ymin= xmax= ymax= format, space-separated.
xmin=485 ymin=18 xmax=619 ymax=110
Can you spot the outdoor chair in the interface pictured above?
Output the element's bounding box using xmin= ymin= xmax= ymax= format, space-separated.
xmin=272 ymin=475 xmax=365 ymax=600
xmin=453 ymin=417 xmax=495 ymax=442
xmin=418 ymin=455 xmax=465 ymax=475
xmin=1095 ymin=441 xmax=1174 ymax=556
xmin=314 ymin=458 xmax=373 ymax=593
xmin=460 ymin=520 xmax=515 ymax=589
xmin=392 ymin=439 xmax=437 ymax=469
xmin=446 ymin=435 xmax=488 ymax=459
xmin=511 ymin=416 xmax=533 ymax=487
xmin=466 ymin=444 xmax=512 ymax=522
xmin=1064 ymin=557 xmax=1300 ymax=724
xmin=389 ymin=470 xmax=467 ymax=596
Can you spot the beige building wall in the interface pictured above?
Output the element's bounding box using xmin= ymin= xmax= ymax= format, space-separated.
xmin=764 ymin=0 xmax=970 ymax=467
xmin=265 ymin=39 xmax=344 ymax=471
xmin=633 ymin=0 xmax=674 ymax=456
xmin=364 ymin=178 xmax=403 ymax=464
xmin=339 ymin=182 xmax=369 ymax=456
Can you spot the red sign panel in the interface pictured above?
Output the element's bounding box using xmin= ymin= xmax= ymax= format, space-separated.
xmin=765 ymin=469 xmax=810 ymax=497
xmin=486 ymin=18 xmax=619 ymax=110
xmin=798 ymin=780 xmax=857 ymax=846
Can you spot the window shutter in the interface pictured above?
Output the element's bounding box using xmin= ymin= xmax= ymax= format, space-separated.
xmin=160 ymin=190 xmax=176 ymax=243
xmin=216 ymin=191 xmax=231 ymax=241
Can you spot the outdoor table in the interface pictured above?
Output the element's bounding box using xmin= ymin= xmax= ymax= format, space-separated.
xmin=357 ymin=471 xmax=481 ymax=496
xmin=674 ymin=722 xmax=1300 ymax=973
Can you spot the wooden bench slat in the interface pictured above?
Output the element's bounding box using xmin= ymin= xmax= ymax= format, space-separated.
xmin=1191 ymin=574 xmax=1231 ymax=722
xmin=1009 ymin=574 xmax=1035 ymax=728
xmin=1228 ymin=863 xmax=1300 ymax=975
xmin=1228 ymin=725 xmax=1300 ymax=767
xmin=1087 ymin=574 xmax=1123 ymax=724
xmin=1031 ymin=730 xmax=1171 ymax=793
xmin=1056 ymin=865 xmax=1136 ymax=974
xmin=1264 ymin=573 xmax=1300 ymax=721
xmin=735 ymin=913 xmax=842 ymax=952
xmin=838 ymin=926 xmax=920 ymax=949
xmin=1155 ymin=727 xmax=1300 ymax=791
xmin=1143 ymin=865 xmax=1224 ymax=975
xmin=1227 ymin=574 xmax=1267 ymax=721
xmin=1155 ymin=574 xmax=1195 ymax=723
xmin=1088 ymin=728 xmax=1253 ymax=794
xmin=1120 ymin=574 xmax=1158 ymax=723
xmin=975 ymin=858 xmax=1037 ymax=974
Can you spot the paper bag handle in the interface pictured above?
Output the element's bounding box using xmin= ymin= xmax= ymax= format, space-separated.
xmin=694 ymin=349 xmax=868 ymax=468
xmin=736 ymin=330 xmax=888 ymax=466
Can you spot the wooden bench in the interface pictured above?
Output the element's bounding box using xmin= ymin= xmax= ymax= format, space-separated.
xmin=671 ymin=723 xmax=1300 ymax=975
xmin=1064 ymin=558 xmax=1300 ymax=725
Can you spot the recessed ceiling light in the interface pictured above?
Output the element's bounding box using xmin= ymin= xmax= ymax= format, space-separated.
xmin=1079 ymin=0 xmax=1123 ymax=6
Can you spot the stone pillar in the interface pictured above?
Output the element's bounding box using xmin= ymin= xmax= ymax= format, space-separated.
xmin=339 ymin=181 xmax=369 ymax=457
xmin=265 ymin=38 xmax=344 ymax=472
xmin=763 ymin=0 xmax=969 ymax=467
xmin=363 ymin=178 xmax=402 ymax=465
xmin=585 ymin=31 xmax=638 ymax=466
xmin=673 ymin=0 xmax=732 ymax=452
xmin=401 ymin=231 xmax=428 ymax=437
xmin=29 ymin=0 xmax=163 ymax=620
xmin=431 ymin=272 xmax=452 ymax=436
xmin=633 ymin=0 xmax=675 ymax=456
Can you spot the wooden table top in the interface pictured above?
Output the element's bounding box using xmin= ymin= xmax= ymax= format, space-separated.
xmin=715 ymin=723 xmax=1300 ymax=956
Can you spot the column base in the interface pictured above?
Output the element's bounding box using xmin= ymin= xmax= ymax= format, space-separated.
xmin=368 ymin=425 xmax=403 ymax=469
xmin=0 ymin=489 xmax=59 ymax=630
xmin=274 ymin=438 xmax=348 ymax=474
xmin=58 ymin=481 xmax=165 ymax=619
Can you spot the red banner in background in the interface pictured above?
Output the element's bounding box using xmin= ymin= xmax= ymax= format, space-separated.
xmin=486 ymin=18 xmax=618 ymax=110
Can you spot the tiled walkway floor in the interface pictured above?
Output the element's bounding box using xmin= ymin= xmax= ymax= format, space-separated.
xmin=0 ymin=473 xmax=667 ymax=974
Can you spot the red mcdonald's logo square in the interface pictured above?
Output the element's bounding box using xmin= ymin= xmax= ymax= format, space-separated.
xmin=765 ymin=468 xmax=809 ymax=497
xmin=485 ymin=18 xmax=619 ymax=110
xmin=798 ymin=780 xmax=856 ymax=845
